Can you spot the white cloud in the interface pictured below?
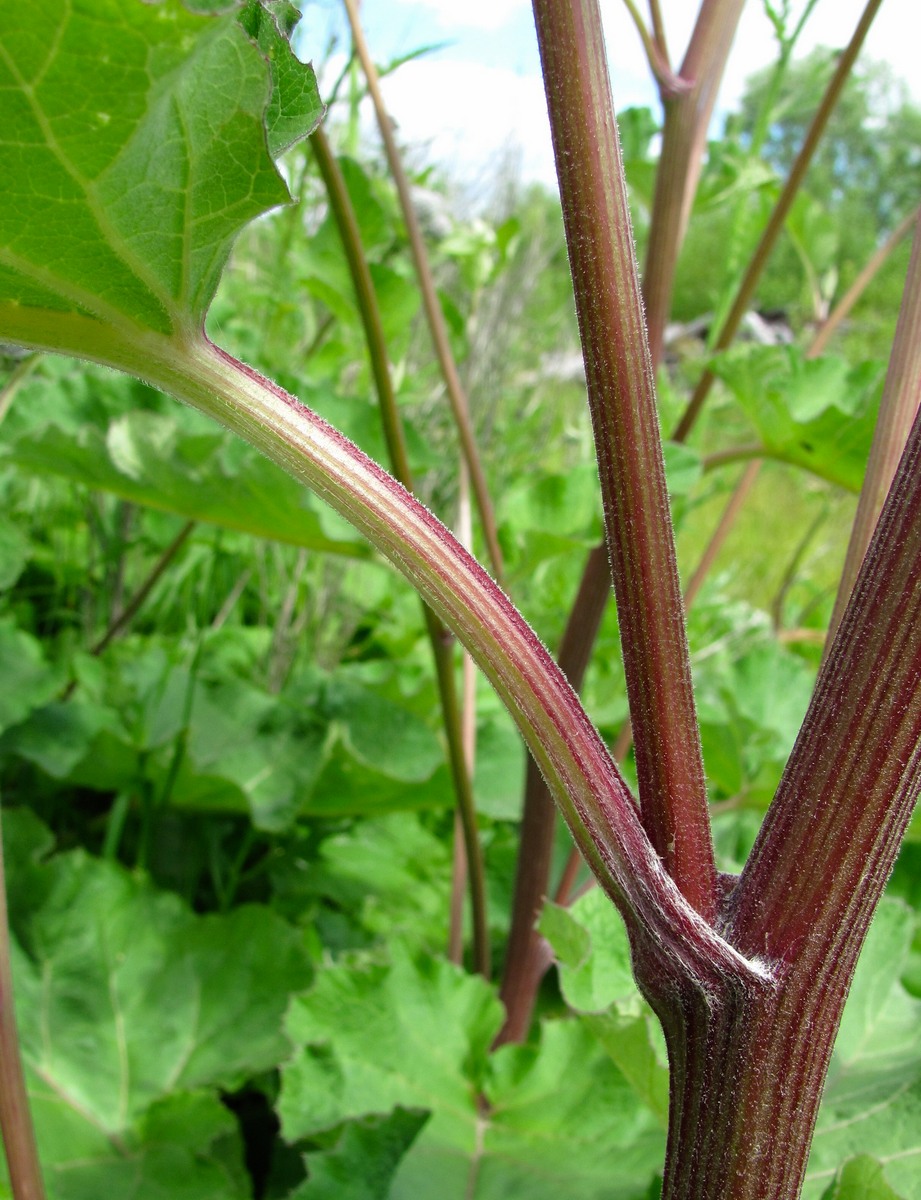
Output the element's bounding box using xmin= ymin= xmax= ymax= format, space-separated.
xmin=377 ymin=57 xmax=555 ymax=194
xmin=333 ymin=0 xmax=920 ymax=195
xmin=394 ymin=0 xmax=528 ymax=32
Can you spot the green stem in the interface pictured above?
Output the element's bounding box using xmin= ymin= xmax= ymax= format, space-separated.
xmin=532 ymin=0 xmax=716 ymax=919
xmin=0 ymin=805 xmax=46 ymax=1200
xmin=138 ymin=331 xmax=756 ymax=982
xmin=310 ymin=127 xmax=491 ymax=976
xmin=672 ymin=0 xmax=884 ymax=442
xmin=0 ymin=353 xmax=39 ymax=426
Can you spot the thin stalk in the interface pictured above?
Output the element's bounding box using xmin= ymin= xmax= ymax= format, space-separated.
xmin=647 ymin=0 xmax=668 ymax=60
xmin=808 ymin=205 xmax=919 ymax=357
xmin=683 ymin=461 xmax=762 ymax=610
xmin=672 ymin=0 xmax=884 ymax=442
xmin=210 ymin=567 xmax=252 ymax=631
xmin=642 ymin=0 xmax=747 ymax=368
xmin=0 ymin=805 xmax=47 ymax=1200
xmin=532 ymin=0 xmax=716 ymax=918
xmin=825 ymin=209 xmax=921 ymax=648
xmin=0 ymin=353 xmax=39 ymax=426
xmin=311 ymin=127 xmax=490 ymax=976
xmin=621 ymin=0 xmax=691 ymax=98
xmin=340 ymin=0 xmax=505 ymax=584
xmin=267 ymin=546 xmax=308 ymax=693
xmin=770 ymin=501 xmax=828 ymax=634
xmin=701 ymin=443 xmax=764 ymax=472
xmin=91 ymin=519 xmax=195 ymax=656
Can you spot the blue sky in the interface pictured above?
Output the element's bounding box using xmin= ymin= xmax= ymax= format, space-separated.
xmin=298 ymin=2 xmax=917 ymax=198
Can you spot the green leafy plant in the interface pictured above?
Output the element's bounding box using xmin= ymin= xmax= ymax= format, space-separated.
xmin=1 ymin=2 xmax=919 ymax=1198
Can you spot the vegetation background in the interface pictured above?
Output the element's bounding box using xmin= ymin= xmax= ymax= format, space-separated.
xmin=1 ymin=4 xmax=920 ymax=1197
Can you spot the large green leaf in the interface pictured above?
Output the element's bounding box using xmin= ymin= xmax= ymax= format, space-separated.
xmin=1 ymin=811 xmax=312 ymax=1199
xmin=0 ymin=0 xmax=321 ymax=338
xmin=280 ymin=946 xmax=663 ymax=1199
xmin=1 ymin=656 xmax=454 ymax=830
xmin=802 ymin=899 xmax=921 ymax=1198
xmin=6 ymin=406 xmax=370 ymax=557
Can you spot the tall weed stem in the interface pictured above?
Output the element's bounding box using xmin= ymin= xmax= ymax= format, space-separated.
xmin=532 ymin=0 xmax=716 ymax=917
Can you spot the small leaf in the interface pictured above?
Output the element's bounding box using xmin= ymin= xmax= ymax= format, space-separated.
xmin=540 ymin=890 xmax=670 ymax=1123
xmin=710 ymin=345 xmax=884 ymax=491
xmin=820 ymin=1156 xmax=905 ymax=1200
xmin=0 ymin=620 xmax=63 ymax=734
xmin=238 ymin=0 xmax=325 ymax=157
xmin=292 ymin=1108 xmax=430 ymax=1200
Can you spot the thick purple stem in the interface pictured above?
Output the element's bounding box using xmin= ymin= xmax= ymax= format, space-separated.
xmin=532 ymin=0 xmax=716 ymax=918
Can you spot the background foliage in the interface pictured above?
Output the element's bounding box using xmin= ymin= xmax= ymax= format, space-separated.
xmin=1 ymin=4 xmax=920 ymax=1196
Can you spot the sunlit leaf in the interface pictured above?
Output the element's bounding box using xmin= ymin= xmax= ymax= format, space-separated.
xmin=0 ymin=0 xmax=321 ymax=341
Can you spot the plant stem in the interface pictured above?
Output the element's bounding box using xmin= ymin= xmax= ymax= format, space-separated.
xmin=825 ymin=209 xmax=921 ymax=647
xmin=683 ymin=461 xmax=762 ymax=610
xmin=657 ymin=404 xmax=921 ymax=1200
xmin=0 ymin=805 xmax=47 ymax=1200
xmin=532 ymin=0 xmax=716 ymax=919
xmin=121 ymin=330 xmax=760 ymax=986
xmin=808 ymin=204 xmax=919 ymax=357
xmin=496 ymin=0 xmax=748 ymax=1032
xmin=672 ymin=0 xmax=884 ymax=442
xmin=311 ymin=126 xmax=490 ymax=976
xmin=91 ymin=519 xmax=195 ymax=656
xmin=449 ymin=462 xmax=479 ymax=966
xmin=340 ymin=0 xmax=505 ymax=585
xmin=0 ymin=353 xmax=39 ymax=426
xmin=646 ymin=0 xmax=668 ymax=62
xmin=642 ymin=0 xmax=746 ymax=368
xmin=498 ymin=0 xmax=743 ymax=1028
